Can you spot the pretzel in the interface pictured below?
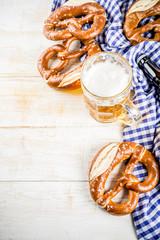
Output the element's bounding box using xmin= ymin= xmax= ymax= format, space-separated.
xmin=43 ymin=2 xmax=106 ymax=41
xmin=123 ymin=0 xmax=160 ymax=45
xmin=37 ymin=37 xmax=101 ymax=89
xmin=89 ymin=142 xmax=159 ymax=216
xmin=57 ymin=37 xmax=91 ymax=60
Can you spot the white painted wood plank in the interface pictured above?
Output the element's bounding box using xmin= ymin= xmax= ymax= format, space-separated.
xmin=0 ymin=0 xmax=52 ymax=76
xmin=0 ymin=182 xmax=137 ymax=240
xmin=0 ymin=77 xmax=125 ymax=128
xmin=0 ymin=127 xmax=122 ymax=181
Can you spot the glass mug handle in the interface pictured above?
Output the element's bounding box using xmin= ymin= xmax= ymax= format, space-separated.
xmin=117 ymin=98 xmax=142 ymax=126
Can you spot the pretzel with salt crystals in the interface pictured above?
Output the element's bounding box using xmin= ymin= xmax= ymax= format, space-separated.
xmin=123 ymin=0 xmax=160 ymax=45
xmin=89 ymin=142 xmax=159 ymax=216
xmin=37 ymin=37 xmax=101 ymax=89
xmin=43 ymin=2 xmax=106 ymax=41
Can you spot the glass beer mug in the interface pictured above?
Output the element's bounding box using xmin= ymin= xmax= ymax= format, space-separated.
xmin=80 ymin=52 xmax=142 ymax=126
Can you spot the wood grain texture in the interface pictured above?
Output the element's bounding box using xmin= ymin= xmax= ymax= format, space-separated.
xmin=0 ymin=182 xmax=137 ymax=240
xmin=0 ymin=0 xmax=51 ymax=77
xmin=0 ymin=127 xmax=122 ymax=181
xmin=0 ymin=77 xmax=124 ymax=127
xmin=0 ymin=0 xmax=137 ymax=239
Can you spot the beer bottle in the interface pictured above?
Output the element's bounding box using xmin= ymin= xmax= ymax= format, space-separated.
xmin=137 ymin=54 xmax=160 ymax=100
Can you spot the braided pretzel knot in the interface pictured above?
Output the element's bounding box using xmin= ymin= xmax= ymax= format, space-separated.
xmin=37 ymin=37 xmax=101 ymax=89
xmin=123 ymin=0 xmax=160 ymax=45
xmin=43 ymin=2 xmax=106 ymax=41
xmin=89 ymin=142 xmax=159 ymax=216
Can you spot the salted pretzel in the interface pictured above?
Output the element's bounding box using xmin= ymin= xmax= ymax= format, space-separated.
xmin=123 ymin=0 xmax=160 ymax=45
xmin=89 ymin=142 xmax=159 ymax=216
xmin=37 ymin=37 xmax=101 ymax=89
xmin=43 ymin=2 xmax=106 ymax=41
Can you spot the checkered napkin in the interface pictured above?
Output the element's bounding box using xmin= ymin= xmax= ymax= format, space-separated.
xmin=51 ymin=0 xmax=160 ymax=239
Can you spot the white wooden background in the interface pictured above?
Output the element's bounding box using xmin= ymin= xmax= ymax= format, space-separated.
xmin=0 ymin=0 xmax=137 ymax=239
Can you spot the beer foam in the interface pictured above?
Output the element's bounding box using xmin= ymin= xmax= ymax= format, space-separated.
xmin=83 ymin=60 xmax=130 ymax=97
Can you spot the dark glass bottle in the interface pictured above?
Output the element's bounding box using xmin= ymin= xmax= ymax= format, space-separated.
xmin=137 ymin=54 xmax=160 ymax=100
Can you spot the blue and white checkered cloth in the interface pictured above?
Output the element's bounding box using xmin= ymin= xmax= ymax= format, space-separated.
xmin=51 ymin=0 xmax=160 ymax=239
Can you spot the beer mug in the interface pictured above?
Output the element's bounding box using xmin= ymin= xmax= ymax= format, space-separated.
xmin=80 ymin=52 xmax=142 ymax=126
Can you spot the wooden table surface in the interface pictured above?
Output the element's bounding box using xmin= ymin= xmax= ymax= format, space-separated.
xmin=0 ymin=0 xmax=137 ymax=239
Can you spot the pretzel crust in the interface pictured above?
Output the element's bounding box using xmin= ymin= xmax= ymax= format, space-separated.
xmin=37 ymin=38 xmax=101 ymax=89
xmin=123 ymin=0 xmax=160 ymax=45
xmin=89 ymin=142 xmax=159 ymax=216
xmin=43 ymin=2 xmax=106 ymax=40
